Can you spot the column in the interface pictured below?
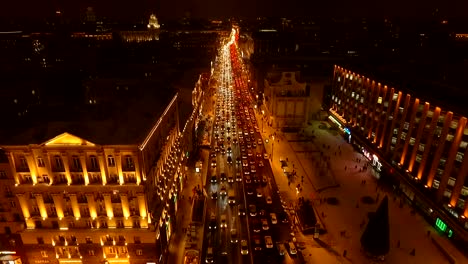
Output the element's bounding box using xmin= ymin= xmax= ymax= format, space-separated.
xmin=79 ymin=154 xmax=89 ymax=185
xmin=61 ymin=153 xmax=72 ymax=185
xmin=115 ymin=153 xmax=124 ymax=185
xmin=450 ymin=145 xmax=468 ymax=207
xmin=24 ymin=153 xmax=38 ymax=184
xmin=436 ymin=117 xmax=467 ymax=202
xmin=137 ymin=193 xmax=147 ymax=218
xmin=7 ymin=152 xmax=19 ymax=185
xmin=400 ymin=98 xmax=420 ymax=170
xmin=103 ymin=193 xmax=114 ymax=218
xmin=133 ymin=153 xmax=142 ymax=185
xmin=417 ymin=107 xmax=441 ymax=180
xmin=52 ymin=193 xmax=65 ymax=219
xmin=35 ymin=194 xmax=48 ymax=218
xmin=43 ymin=151 xmax=54 ymax=182
xmin=16 ymin=194 xmax=31 ymax=219
xmin=427 ymin=112 xmax=453 ymax=188
xmin=393 ymin=94 xmax=411 ymax=162
xmin=85 ymin=193 xmax=97 ymax=218
xmin=408 ymin=102 xmax=430 ymax=172
xmin=120 ymin=194 xmax=130 ymax=218
xmin=97 ymin=153 xmax=107 ymax=185
xmin=384 ymin=91 xmax=402 ymax=153
xmin=69 ymin=194 xmax=81 ymax=219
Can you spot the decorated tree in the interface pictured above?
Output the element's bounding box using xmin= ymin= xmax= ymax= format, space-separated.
xmin=360 ymin=195 xmax=390 ymax=257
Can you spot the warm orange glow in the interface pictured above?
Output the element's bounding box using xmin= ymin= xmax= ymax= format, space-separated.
xmin=45 ymin=132 xmax=95 ymax=146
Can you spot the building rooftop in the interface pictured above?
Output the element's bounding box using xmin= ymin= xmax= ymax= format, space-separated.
xmin=0 ymin=80 xmax=176 ymax=146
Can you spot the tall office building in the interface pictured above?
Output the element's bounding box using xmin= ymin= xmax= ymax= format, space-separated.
xmin=329 ymin=66 xmax=468 ymax=247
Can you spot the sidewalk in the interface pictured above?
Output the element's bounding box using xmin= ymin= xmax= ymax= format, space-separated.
xmin=257 ymin=111 xmax=468 ymax=264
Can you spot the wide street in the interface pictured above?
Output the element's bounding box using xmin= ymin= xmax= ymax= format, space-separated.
xmin=167 ymin=27 xmax=468 ymax=264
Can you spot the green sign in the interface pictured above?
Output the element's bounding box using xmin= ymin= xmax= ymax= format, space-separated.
xmin=435 ymin=218 xmax=447 ymax=232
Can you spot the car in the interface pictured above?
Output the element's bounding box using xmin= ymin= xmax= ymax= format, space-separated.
xmin=238 ymin=205 xmax=246 ymax=216
xmin=230 ymin=229 xmax=238 ymax=243
xmin=252 ymin=219 xmax=261 ymax=233
xmin=242 ymin=160 xmax=248 ymax=167
xmin=210 ymin=175 xmax=217 ymax=184
xmin=228 ymin=175 xmax=234 ymax=183
xmin=246 ymin=186 xmax=254 ymax=195
xmin=249 ymin=204 xmax=257 ymax=216
xmin=288 ymin=242 xmax=297 ymax=255
xmin=270 ymin=213 xmax=278 ymax=224
xmin=241 ymin=240 xmax=249 ymax=255
xmin=278 ymin=211 xmax=289 ymax=223
xmin=258 ymin=138 xmax=263 ymax=145
xmin=220 ymin=173 xmax=227 ymax=181
xmin=266 ymin=196 xmax=272 ymax=204
xmin=258 ymin=160 xmax=264 ymax=167
xmin=261 ymin=218 xmax=269 ymax=230
xmin=211 ymin=152 xmax=217 ymax=158
xmin=206 ymin=247 xmax=214 ymax=263
xmin=250 ymin=165 xmax=256 ymax=173
xmin=220 ymin=185 xmax=227 ymax=196
xmin=220 ymin=214 xmax=227 ymax=228
xmin=253 ymin=236 xmax=262 ymax=251
xmin=262 ymin=175 xmax=268 ymax=184
xmin=265 ymin=236 xmax=273 ymax=248
xmin=277 ymin=243 xmax=287 ymax=256
xmin=259 ymin=209 xmax=266 ymax=217
xmin=264 ymin=153 xmax=269 ymax=160
xmin=244 ymin=175 xmax=251 ymax=184
xmin=211 ymin=191 xmax=218 ymax=200
xmin=227 ymin=156 xmax=232 ymax=164
xmin=236 ymin=172 xmax=242 ymax=182
xmin=209 ymin=213 xmax=217 ymax=230
xmin=211 ymin=159 xmax=217 ymax=167
xmin=256 ymin=189 xmax=263 ymax=197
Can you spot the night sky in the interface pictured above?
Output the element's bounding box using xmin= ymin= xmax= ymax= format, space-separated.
xmin=1 ymin=0 xmax=468 ymax=20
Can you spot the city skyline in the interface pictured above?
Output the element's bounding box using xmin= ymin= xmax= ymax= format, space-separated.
xmin=1 ymin=0 xmax=468 ymax=21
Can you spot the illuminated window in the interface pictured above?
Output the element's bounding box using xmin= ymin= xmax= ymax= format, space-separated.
xmin=456 ymin=152 xmax=464 ymax=162
xmin=72 ymin=156 xmax=81 ymax=170
xmin=107 ymin=155 xmax=115 ymax=167
xmin=377 ymin=97 xmax=382 ymax=104
xmin=41 ymin=251 xmax=48 ymax=258
xmin=393 ymin=93 xmax=398 ymax=101
xmin=19 ymin=156 xmax=28 ymax=169
xmin=136 ymin=249 xmax=143 ymax=256
xmin=37 ymin=157 xmax=45 ymax=167
xmin=88 ymin=249 xmax=94 ymax=256
xmin=90 ymin=156 xmax=98 ymax=169
xmin=55 ymin=156 xmax=63 ymax=169
xmin=125 ymin=155 xmax=134 ymax=168
xmin=0 ymin=171 xmax=6 ymax=179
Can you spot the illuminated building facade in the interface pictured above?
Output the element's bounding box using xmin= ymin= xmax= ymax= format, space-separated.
xmin=263 ymin=71 xmax=311 ymax=128
xmin=0 ymin=91 xmax=182 ymax=264
xmin=329 ymin=66 xmax=468 ymax=246
xmin=0 ymin=151 xmax=25 ymax=263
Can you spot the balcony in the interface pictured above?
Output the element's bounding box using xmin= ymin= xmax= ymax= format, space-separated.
xmin=19 ymin=177 xmax=33 ymax=185
xmin=122 ymin=165 xmax=135 ymax=172
xmin=16 ymin=166 xmax=30 ymax=173
xmin=107 ymin=176 xmax=119 ymax=185
xmin=71 ymin=178 xmax=85 ymax=185
xmin=111 ymin=196 xmax=121 ymax=203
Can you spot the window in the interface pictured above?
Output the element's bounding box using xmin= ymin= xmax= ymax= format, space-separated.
xmin=136 ymin=249 xmax=143 ymax=256
xmin=88 ymin=249 xmax=95 ymax=256
xmin=55 ymin=156 xmax=63 ymax=169
xmin=90 ymin=156 xmax=98 ymax=169
xmin=37 ymin=157 xmax=45 ymax=167
xmin=19 ymin=156 xmax=28 ymax=168
xmin=72 ymin=156 xmax=81 ymax=170
xmin=134 ymin=236 xmax=141 ymax=244
xmin=0 ymin=171 xmax=6 ymax=179
xmin=86 ymin=237 xmax=93 ymax=244
xmin=10 ymin=201 xmax=15 ymax=208
xmin=107 ymin=155 xmax=115 ymax=167
xmin=41 ymin=251 xmax=48 ymax=258
xmin=125 ymin=155 xmax=134 ymax=168
xmin=37 ymin=237 xmax=44 ymax=244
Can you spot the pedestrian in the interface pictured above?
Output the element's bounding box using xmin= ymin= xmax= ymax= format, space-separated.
xmin=345 ymin=166 xmax=347 ymax=171
xmin=410 ymin=248 xmax=416 ymax=256
xmin=322 ymin=212 xmax=325 ymax=217
xmin=397 ymin=240 xmax=401 ymax=248
xmin=343 ymin=249 xmax=347 ymax=257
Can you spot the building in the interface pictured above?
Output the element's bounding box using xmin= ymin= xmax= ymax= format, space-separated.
xmin=329 ymin=65 xmax=468 ymax=248
xmin=263 ymin=71 xmax=311 ymax=129
xmin=0 ymin=82 xmax=182 ymax=264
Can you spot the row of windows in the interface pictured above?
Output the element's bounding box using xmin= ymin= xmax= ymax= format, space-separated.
xmin=17 ymin=154 xmax=135 ymax=171
xmin=38 ymin=248 xmax=143 ymax=258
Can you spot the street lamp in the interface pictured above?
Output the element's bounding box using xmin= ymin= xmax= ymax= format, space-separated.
xmin=271 ymin=135 xmax=275 ymax=161
xmin=261 ymin=110 xmax=265 ymax=134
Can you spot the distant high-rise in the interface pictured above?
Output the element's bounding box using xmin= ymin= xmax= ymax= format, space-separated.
xmin=147 ymin=14 xmax=160 ymax=29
